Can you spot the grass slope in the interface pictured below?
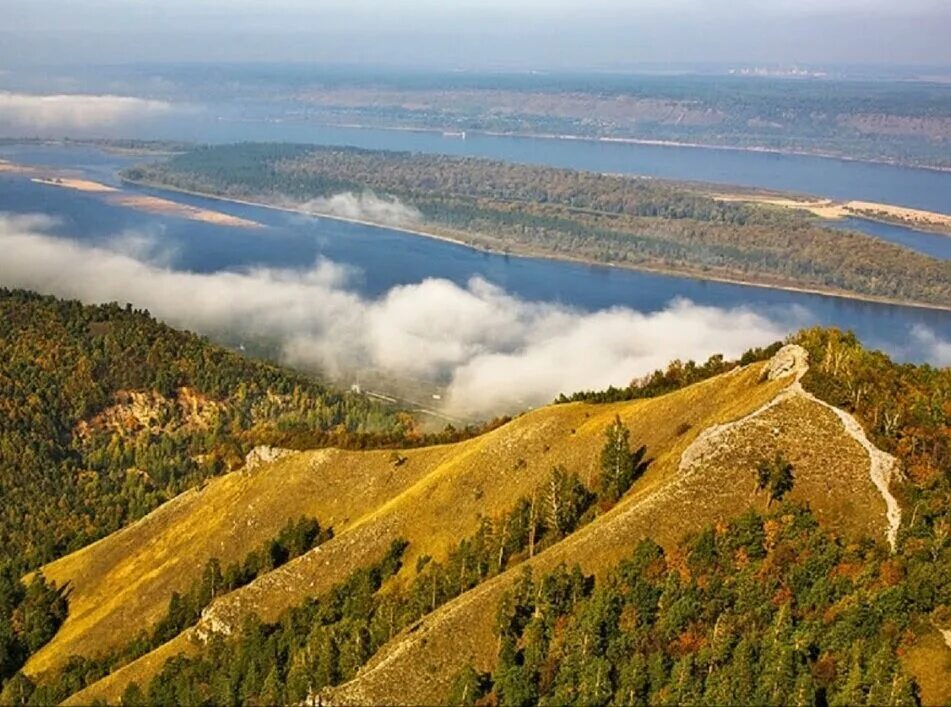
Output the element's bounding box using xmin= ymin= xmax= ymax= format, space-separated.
xmin=49 ymin=350 xmax=901 ymax=704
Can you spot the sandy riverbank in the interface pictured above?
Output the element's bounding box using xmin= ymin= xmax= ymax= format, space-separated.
xmin=712 ymin=192 xmax=951 ymax=236
xmin=30 ymin=175 xmax=262 ymax=229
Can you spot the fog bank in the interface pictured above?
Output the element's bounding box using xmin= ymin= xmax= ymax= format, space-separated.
xmin=0 ymin=214 xmax=825 ymax=416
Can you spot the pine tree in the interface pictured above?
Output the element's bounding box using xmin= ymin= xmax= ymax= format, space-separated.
xmin=448 ymin=666 xmax=488 ymax=706
xmin=259 ymin=666 xmax=285 ymax=706
xmin=599 ymin=416 xmax=634 ymax=502
xmin=831 ymin=644 xmax=866 ymax=707
xmin=755 ymin=453 xmax=795 ymax=508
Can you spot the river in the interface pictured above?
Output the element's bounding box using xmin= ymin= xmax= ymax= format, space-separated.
xmin=0 ymin=142 xmax=948 ymax=364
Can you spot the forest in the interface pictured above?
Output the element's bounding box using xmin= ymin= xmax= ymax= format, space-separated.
xmin=5 ymin=416 xmax=652 ymax=704
xmin=137 ymin=65 xmax=951 ymax=167
xmin=125 ymin=144 xmax=951 ymax=308
xmin=0 ymin=288 xmax=513 ymax=695
xmin=0 ymin=288 xmax=502 ymax=578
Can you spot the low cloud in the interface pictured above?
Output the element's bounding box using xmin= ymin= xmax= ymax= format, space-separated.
xmin=909 ymin=324 xmax=951 ymax=366
xmin=297 ymin=191 xmax=422 ymax=228
xmin=0 ymin=92 xmax=176 ymax=130
xmin=0 ymin=213 xmax=795 ymax=417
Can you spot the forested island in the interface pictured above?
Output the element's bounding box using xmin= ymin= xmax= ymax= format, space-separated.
xmin=123 ymin=143 xmax=951 ymax=309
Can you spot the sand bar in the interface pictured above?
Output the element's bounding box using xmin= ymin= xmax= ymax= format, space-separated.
xmin=31 ymin=176 xmax=262 ymax=228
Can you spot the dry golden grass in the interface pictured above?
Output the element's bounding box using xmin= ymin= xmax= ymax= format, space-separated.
xmin=62 ymin=634 xmax=198 ymax=706
xmin=324 ymin=374 xmax=896 ymax=705
xmin=38 ymin=354 xmax=901 ymax=704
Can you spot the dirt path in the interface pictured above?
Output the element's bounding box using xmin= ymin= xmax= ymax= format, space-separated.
xmin=795 ymin=386 xmax=901 ymax=551
xmin=679 ymin=344 xmax=901 ymax=551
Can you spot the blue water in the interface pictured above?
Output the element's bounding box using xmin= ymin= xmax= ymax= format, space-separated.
xmin=0 ymin=144 xmax=948 ymax=363
xmin=826 ymin=218 xmax=951 ymax=261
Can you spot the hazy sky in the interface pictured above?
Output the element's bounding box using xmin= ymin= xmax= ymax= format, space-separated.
xmin=3 ymin=0 xmax=951 ymax=70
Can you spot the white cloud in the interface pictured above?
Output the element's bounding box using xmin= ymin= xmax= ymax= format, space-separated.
xmin=297 ymin=191 xmax=422 ymax=229
xmin=909 ymin=324 xmax=951 ymax=366
xmin=0 ymin=92 xmax=175 ymax=130
xmin=0 ymin=213 xmax=795 ymax=417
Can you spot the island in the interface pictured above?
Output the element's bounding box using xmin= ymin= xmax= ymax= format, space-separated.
xmin=122 ymin=143 xmax=951 ymax=309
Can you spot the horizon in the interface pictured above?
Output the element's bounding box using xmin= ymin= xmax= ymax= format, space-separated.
xmin=3 ymin=0 xmax=951 ymax=70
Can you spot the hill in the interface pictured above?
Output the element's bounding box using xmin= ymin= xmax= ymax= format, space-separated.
xmin=7 ymin=327 xmax=948 ymax=706
xmin=0 ymin=288 xmax=493 ymax=694
xmin=123 ymin=143 xmax=951 ymax=309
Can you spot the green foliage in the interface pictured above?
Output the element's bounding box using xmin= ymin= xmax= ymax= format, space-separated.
xmin=0 ymin=289 xmax=406 ymax=577
xmin=0 ymin=571 xmax=66 ymax=684
xmin=598 ymin=416 xmax=647 ymax=503
xmin=469 ymin=504 xmax=931 ymax=706
xmin=756 ymin=453 xmax=796 ymax=507
xmin=794 ymin=328 xmax=951 ymax=556
xmin=447 ymin=666 xmax=490 ymax=705
xmin=559 ymin=343 xmax=784 ymax=404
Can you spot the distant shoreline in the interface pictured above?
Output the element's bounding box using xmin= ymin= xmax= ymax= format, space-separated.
xmin=122 ymin=177 xmax=951 ymax=314
xmin=320 ymin=122 xmax=951 ymax=175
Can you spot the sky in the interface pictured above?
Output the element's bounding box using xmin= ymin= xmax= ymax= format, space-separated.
xmin=2 ymin=0 xmax=951 ymax=70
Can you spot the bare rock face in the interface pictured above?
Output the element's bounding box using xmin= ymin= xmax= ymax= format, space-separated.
xmin=764 ymin=344 xmax=809 ymax=381
xmin=244 ymin=445 xmax=295 ymax=472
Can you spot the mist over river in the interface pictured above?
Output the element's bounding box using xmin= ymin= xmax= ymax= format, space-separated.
xmin=0 ymin=142 xmax=948 ymax=379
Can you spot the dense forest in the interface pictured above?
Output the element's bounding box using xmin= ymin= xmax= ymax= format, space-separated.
xmin=125 ymin=144 xmax=951 ymax=307
xmin=0 ymin=289 xmax=500 ymax=576
xmin=0 ymin=288 xmax=402 ymax=578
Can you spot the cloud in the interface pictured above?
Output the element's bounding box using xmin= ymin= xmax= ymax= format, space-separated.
xmin=909 ymin=324 xmax=951 ymax=366
xmin=297 ymin=191 xmax=423 ymax=229
xmin=0 ymin=213 xmax=794 ymax=417
xmin=0 ymin=92 xmax=176 ymax=130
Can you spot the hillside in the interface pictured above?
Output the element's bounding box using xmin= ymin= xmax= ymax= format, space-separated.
xmin=8 ymin=330 xmax=948 ymax=706
xmin=0 ymin=289 xmax=415 ymax=577
xmin=123 ymin=143 xmax=951 ymax=309
xmin=0 ymin=288 xmax=487 ymax=695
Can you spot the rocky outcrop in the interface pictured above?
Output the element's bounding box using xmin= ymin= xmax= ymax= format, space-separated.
xmin=243 ymin=445 xmax=296 ymax=472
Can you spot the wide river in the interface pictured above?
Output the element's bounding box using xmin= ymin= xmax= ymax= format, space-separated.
xmin=1 ymin=142 xmax=949 ymax=364
xmin=76 ymin=104 xmax=951 ymax=215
